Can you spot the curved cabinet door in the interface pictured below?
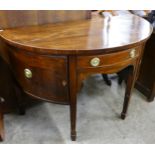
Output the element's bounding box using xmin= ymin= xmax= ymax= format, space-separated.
xmin=8 ymin=48 xmax=69 ymax=104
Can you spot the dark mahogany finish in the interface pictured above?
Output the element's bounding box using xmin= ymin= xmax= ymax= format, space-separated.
xmin=0 ymin=10 xmax=91 ymax=63
xmin=0 ymin=10 xmax=91 ymax=141
xmin=0 ymin=56 xmax=21 ymax=141
xmin=0 ymin=10 xmax=91 ymax=30
xmin=0 ymin=14 xmax=152 ymax=141
xmin=8 ymin=48 xmax=69 ymax=103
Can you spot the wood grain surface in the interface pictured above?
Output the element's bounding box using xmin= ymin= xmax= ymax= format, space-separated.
xmin=0 ymin=10 xmax=91 ymax=30
xmin=0 ymin=14 xmax=152 ymax=55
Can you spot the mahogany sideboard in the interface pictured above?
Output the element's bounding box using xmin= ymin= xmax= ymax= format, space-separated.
xmin=0 ymin=14 xmax=152 ymax=141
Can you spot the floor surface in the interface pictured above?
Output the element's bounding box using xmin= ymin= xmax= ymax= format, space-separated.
xmin=2 ymin=74 xmax=155 ymax=144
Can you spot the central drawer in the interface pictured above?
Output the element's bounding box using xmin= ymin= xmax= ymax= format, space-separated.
xmin=77 ymin=47 xmax=140 ymax=70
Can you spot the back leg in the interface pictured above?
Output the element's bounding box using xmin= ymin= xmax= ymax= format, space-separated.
xmin=102 ymin=74 xmax=112 ymax=86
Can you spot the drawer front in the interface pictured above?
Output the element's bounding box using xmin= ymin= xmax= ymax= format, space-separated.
xmin=9 ymin=49 xmax=69 ymax=103
xmin=77 ymin=47 xmax=140 ymax=70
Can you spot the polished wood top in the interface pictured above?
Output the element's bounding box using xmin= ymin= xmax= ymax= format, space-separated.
xmin=0 ymin=11 xmax=91 ymax=30
xmin=0 ymin=14 xmax=152 ymax=55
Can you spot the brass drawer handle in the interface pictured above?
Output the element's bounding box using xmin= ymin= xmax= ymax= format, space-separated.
xmin=90 ymin=57 xmax=100 ymax=67
xmin=24 ymin=69 xmax=32 ymax=78
xmin=130 ymin=49 xmax=136 ymax=58
xmin=62 ymin=80 xmax=67 ymax=87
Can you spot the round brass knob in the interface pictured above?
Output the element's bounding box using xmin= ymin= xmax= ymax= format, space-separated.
xmin=62 ymin=80 xmax=67 ymax=87
xmin=90 ymin=57 xmax=100 ymax=67
xmin=24 ymin=69 xmax=32 ymax=78
xmin=130 ymin=49 xmax=136 ymax=58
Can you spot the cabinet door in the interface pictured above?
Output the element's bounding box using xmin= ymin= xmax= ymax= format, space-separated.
xmin=9 ymin=49 xmax=69 ymax=104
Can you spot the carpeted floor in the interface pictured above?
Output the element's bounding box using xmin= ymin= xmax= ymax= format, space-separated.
xmin=2 ymin=74 xmax=155 ymax=144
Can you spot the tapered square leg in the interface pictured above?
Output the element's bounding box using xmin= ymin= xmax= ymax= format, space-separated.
xmin=121 ymin=66 xmax=136 ymax=120
xmin=70 ymin=89 xmax=77 ymax=141
xmin=0 ymin=113 xmax=4 ymax=141
xmin=69 ymin=56 xmax=77 ymax=141
xmin=70 ymin=99 xmax=77 ymax=141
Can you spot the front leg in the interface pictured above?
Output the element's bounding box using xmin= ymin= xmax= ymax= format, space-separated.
xmin=68 ymin=56 xmax=77 ymax=141
xmin=0 ymin=112 xmax=4 ymax=141
xmin=121 ymin=66 xmax=136 ymax=119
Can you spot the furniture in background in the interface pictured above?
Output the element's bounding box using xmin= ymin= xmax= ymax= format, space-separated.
xmin=0 ymin=56 xmax=22 ymax=141
xmin=136 ymin=30 xmax=155 ymax=102
xmin=134 ymin=11 xmax=155 ymax=102
xmin=0 ymin=10 xmax=91 ymax=141
xmin=98 ymin=10 xmax=151 ymax=17
xmin=0 ymin=14 xmax=152 ymax=141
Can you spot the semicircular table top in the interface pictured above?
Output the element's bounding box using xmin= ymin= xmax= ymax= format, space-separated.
xmin=0 ymin=14 xmax=153 ymax=55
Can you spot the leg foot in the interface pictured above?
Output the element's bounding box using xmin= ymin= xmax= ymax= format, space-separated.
xmin=71 ymin=132 xmax=76 ymax=141
xmin=147 ymin=96 xmax=154 ymax=102
xmin=118 ymin=77 xmax=123 ymax=85
xmin=147 ymin=83 xmax=155 ymax=102
xmin=121 ymin=113 xmax=126 ymax=120
xmin=18 ymin=106 xmax=26 ymax=115
xmin=102 ymin=74 xmax=111 ymax=86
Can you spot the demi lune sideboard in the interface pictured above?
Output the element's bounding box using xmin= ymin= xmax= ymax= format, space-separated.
xmin=0 ymin=14 xmax=152 ymax=141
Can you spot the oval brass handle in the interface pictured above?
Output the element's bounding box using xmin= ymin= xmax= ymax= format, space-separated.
xmin=130 ymin=49 xmax=136 ymax=58
xmin=24 ymin=69 xmax=32 ymax=78
xmin=90 ymin=57 xmax=100 ymax=67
